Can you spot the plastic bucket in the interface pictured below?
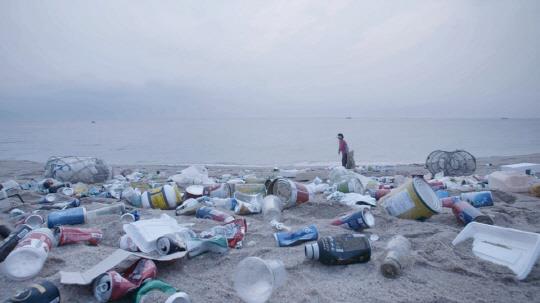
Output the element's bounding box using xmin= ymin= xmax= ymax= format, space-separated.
xmin=268 ymin=179 xmax=310 ymax=209
xmin=382 ymin=177 xmax=441 ymax=220
xmin=336 ymin=177 xmax=364 ymax=194
xmin=141 ymin=185 xmax=182 ymax=210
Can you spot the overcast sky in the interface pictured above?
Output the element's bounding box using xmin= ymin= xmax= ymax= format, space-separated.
xmin=1 ymin=1 xmax=539 ymax=120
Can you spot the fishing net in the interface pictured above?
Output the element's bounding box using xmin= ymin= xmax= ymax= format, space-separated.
xmin=425 ymin=150 xmax=476 ymax=176
xmin=44 ymin=156 xmax=112 ymax=184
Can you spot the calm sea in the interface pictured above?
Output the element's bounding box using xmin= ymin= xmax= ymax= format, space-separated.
xmin=1 ymin=118 xmax=539 ymax=166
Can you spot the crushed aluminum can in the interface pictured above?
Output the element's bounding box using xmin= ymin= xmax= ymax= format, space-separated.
xmin=156 ymin=235 xmax=186 ymax=256
xmin=55 ymin=226 xmax=103 ymax=246
xmin=274 ymin=225 xmax=318 ymax=247
xmin=330 ymin=208 xmax=375 ymax=231
xmin=93 ymin=259 xmax=157 ymax=302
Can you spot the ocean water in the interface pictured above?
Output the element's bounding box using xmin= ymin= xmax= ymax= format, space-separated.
xmin=1 ymin=118 xmax=539 ymax=166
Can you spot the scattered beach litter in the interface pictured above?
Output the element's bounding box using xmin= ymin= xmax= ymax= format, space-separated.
xmin=1 ymin=155 xmax=540 ymax=302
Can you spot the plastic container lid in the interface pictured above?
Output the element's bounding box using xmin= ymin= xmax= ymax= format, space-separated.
xmin=304 ymin=242 xmax=319 ymax=260
xmin=186 ymin=185 xmax=204 ymax=196
xmin=412 ymin=178 xmax=442 ymax=213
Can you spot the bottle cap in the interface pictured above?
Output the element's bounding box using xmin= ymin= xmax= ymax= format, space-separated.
xmin=304 ymin=242 xmax=319 ymax=260
xmin=362 ymin=208 xmax=376 ymax=228
xmin=381 ymin=257 xmax=401 ymax=278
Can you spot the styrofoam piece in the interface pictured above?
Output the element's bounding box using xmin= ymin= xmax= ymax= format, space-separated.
xmin=452 ymin=222 xmax=540 ymax=280
xmin=501 ymin=163 xmax=540 ymax=174
xmin=488 ymin=171 xmax=535 ymax=193
xmin=123 ymin=214 xmax=187 ymax=253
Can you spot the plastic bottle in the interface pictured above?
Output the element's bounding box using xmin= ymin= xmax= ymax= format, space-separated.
xmin=209 ymin=197 xmax=236 ymax=210
xmin=86 ymin=203 xmax=126 ymax=222
xmin=304 ymin=234 xmax=371 ymax=265
xmin=380 ymin=235 xmax=412 ymax=278
xmin=0 ymin=224 xmax=32 ymax=262
xmin=1 ymin=228 xmax=56 ymax=280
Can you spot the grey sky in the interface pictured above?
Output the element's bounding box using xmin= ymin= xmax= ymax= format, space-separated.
xmin=1 ymin=1 xmax=539 ymax=120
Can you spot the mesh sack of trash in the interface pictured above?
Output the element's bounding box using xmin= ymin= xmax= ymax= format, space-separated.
xmin=44 ymin=156 xmax=112 ymax=183
xmin=425 ymin=150 xmax=476 ymax=176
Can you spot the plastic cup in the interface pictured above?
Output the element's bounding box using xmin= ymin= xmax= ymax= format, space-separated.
xmin=165 ymin=292 xmax=191 ymax=303
xmin=233 ymin=257 xmax=287 ymax=303
xmin=24 ymin=214 xmax=44 ymax=229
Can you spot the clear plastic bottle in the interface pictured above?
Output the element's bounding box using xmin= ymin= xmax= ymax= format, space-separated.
xmin=380 ymin=235 xmax=412 ymax=278
xmin=86 ymin=203 xmax=126 ymax=222
xmin=209 ymin=197 xmax=235 ymax=210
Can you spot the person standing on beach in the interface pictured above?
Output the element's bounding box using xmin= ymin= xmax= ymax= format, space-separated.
xmin=337 ymin=133 xmax=349 ymax=167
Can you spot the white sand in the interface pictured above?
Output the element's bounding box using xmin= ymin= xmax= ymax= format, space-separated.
xmin=1 ymin=154 xmax=540 ymax=302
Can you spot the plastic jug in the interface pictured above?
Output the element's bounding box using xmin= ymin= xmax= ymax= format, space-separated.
xmin=2 ymin=228 xmax=56 ymax=280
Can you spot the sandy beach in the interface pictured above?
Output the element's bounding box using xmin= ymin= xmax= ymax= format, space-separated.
xmin=1 ymin=154 xmax=540 ymax=303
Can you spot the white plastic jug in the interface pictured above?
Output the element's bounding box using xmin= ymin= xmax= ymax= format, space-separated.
xmin=1 ymin=228 xmax=56 ymax=280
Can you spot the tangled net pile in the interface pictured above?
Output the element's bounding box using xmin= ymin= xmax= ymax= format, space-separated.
xmin=425 ymin=150 xmax=476 ymax=176
xmin=44 ymin=156 xmax=112 ymax=183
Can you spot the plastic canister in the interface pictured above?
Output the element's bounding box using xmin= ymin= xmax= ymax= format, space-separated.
xmin=305 ymin=234 xmax=371 ymax=265
xmin=1 ymin=228 xmax=56 ymax=280
xmin=381 ymin=177 xmax=441 ymax=220
xmin=141 ymin=185 xmax=182 ymax=210
xmin=47 ymin=207 xmax=87 ymax=228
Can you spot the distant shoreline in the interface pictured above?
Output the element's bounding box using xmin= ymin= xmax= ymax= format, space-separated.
xmin=2 ymin=152 xmax=539 ymax=171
